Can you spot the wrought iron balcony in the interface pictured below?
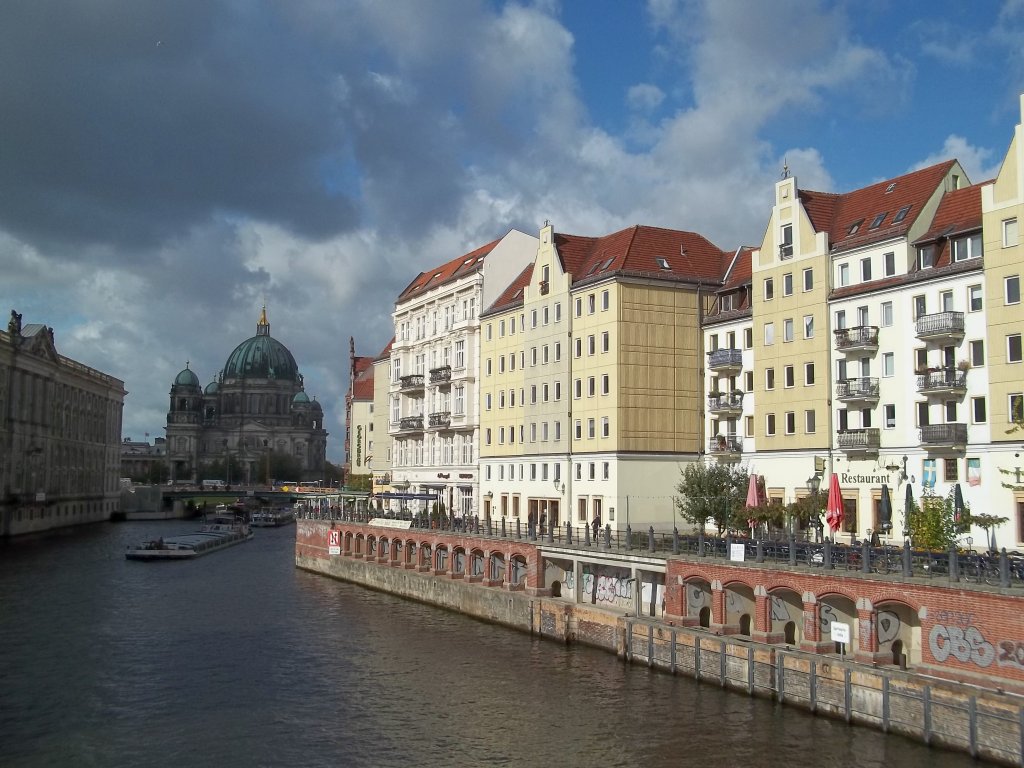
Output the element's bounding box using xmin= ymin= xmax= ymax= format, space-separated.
xmin=915 ymin=311 xmax=965 ymax=342
xmin=833 ymin=325 xmax=879 ymax=354
xmin=836 ymin=377 xmax=880 ymax=403
xmin=920 ymin=423 xmax=967 ymax=448
xmin=428 ymin=411 xmax=451 ymax=429
xmin=707 ymin=392 xmax=744 ymax=415
xmin=398 ymin=415 xmax=424 ymax=432
xmin=708 ymin=434 xmax=742 ymax=455
xmin=429 ymin=366 xmax=452 ymax=385
xmin=399 ymin=374 xmax=425 ymax=392
xmin=707 ymin=348 xmax=743 ymax=373
xmin=837 ymin=428 xmax=880 ymax=453
xmin=916 ymin=368 xmax=967 ymax=396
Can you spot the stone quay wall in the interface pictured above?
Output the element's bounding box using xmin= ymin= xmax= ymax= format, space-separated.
xmin=297 ymin=519 xmax=1024 ymax=766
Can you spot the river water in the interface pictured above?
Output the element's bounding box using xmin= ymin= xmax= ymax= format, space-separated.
xmin=0 ymin=521 xmax=979 ymax=768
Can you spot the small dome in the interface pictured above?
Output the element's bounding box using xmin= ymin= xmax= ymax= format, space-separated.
xmin=311 ymin=398 xmax=323 ymax=412
xmin=204 ymin=381 xmax=219 ymax=394
xmin=292 ymin=391 xmax=310 ymax=404
xmin=221 ymin=309 xmax=300 ymax=382
xmin=174 ymin=367 xmax=200 ymax=388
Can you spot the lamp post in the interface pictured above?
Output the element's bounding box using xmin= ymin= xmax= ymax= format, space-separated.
xmin=223 ymin=439 xmax=231 ymax=487
xmin=807 ymin=474 xmax=822 ymax=543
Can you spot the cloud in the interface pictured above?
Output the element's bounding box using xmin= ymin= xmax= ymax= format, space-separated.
xmin=627 ymin=83 xmax=666 ymax=112
xmin=911 ymin=135 xmax=1002 ymax=183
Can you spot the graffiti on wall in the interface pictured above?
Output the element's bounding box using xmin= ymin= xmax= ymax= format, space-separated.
xmin=770 ymin=596 xmax=790 ymax=623
xmin=924 ymin=608 xmax=1024 ymax=671
xmin=581 ymin=573 xmax=632 ymax=606
xmin=687 ymin=585 xmax=709 ymax=617
xmin=876 ymin=610 xmax=901 ymax=645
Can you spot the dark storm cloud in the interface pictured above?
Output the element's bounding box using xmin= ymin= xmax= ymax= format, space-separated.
xmin=0 ymin=1 xmax=358 ymax=251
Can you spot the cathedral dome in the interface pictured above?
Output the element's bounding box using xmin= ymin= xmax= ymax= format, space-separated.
xmin=174 ymin=366 xmax=201 ymax=388
xmin=204 ymin=381 xmax=219 ymax=394
xmin=221 ymin=308 xmax=300 ymax=383
xmin=292 ymin=391 xmax=310 ymax=404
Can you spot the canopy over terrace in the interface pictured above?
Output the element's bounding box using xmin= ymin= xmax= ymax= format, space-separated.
xmin=374 ymin=491 xmax=441 ymax=514
xmin=295 ymin=489 xmax=371 ymax=515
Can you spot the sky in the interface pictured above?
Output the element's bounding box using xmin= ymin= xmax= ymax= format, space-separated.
xmin=3 ymin=0 xmax=1024 ymax=464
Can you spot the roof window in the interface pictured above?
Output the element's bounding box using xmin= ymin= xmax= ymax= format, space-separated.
xmin=869 ymin=212 xmax=887 ymax=230
xmin=892 ymin=205 xmax=911 ymax=224
xmin=885 ymin=182 xmax=897 ymax=193
xmin=656 ymin=257 xmax=670 ymax=270
xmin=848 ymin=219 xmax=864 ymax=236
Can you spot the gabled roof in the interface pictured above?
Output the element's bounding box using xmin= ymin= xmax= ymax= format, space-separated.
xmin=721 ymin=246 xmax=755 ymax=291
xmin=915 ymin=183 xmax=983 ymax=244
xmin=799 ymin=160 xmax=958 ymax=253
xmin=397 ymin=239 xmax=498 ymax=303
xmin=486 ymin=264 xmax=534 ymax=315
xmin=375 ymin=338 xmax=394 ymax=362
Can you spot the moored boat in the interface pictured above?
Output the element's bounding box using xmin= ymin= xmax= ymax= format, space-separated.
xmin=125 ymin=516 xmax=253 ymax=561
xmin=249 ymin=506 xmax=296 ymax=527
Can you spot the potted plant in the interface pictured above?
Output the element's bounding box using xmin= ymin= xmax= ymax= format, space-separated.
xmin=956 ymin=360 xmax=971 ymax=372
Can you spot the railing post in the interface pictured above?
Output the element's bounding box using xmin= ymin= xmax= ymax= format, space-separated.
xmin=673 ymin=527 xmax=679 ymax=555
xmin=949 ymin=545 xmax=959 ymax=582
xmin=1001 ymin=548 xmax=1011 ymax=588
xmin=626 ymin=524 xmax=632 ymax=551
xmin=756 ymin=539 xmax=764 ymax=563
xmin=516 ymin=518 xmax=521 ymax=539
xmin=584 ymin=523 xmax=591 ymax=546
xmin=861 ymin=539 xmax=871 ymax=574
xmin=603 ymin=523 xmax=611 ymax=550
xmin=902 ymin=541 xmax=912 ymax=577
xmin=698 ymin=532 xmax=705 ymax=558
xmin=547 ymin=522 xmax=554 ymax=543
xmin=725 ymin=533 xmax=733 ymax=560
xmin=648 ymin=526 xmax=655 ymax=553
xmin=824 ymin=539 xmax=833 ymax=570
xmin=788 ymin=533 xmax=796 ymax=567
xmin=566 ymin=522 xmax=572 ymax=545
xmin=501 ymin=517 xmax=506 ymax=538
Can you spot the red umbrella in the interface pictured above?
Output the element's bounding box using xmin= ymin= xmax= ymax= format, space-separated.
xmin=825 ymin=473 xmax=844 ymax=534
xmin=745 ymin=473 xmax=760 ymax=531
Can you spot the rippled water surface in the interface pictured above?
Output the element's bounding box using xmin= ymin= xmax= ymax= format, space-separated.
xmin=0 ymin=521 xmax=979 ymax=768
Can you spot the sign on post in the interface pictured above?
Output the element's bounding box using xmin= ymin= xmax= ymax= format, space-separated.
xmin=729 ymin=543 xmax=746 ymax=562
xmin=831 ymin=621 xmax=850 ymax=660
xmin=328 ymin=529 xmax=340 ymax=555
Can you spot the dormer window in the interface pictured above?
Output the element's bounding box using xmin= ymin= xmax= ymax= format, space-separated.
xmin=869 ymin=212 xmax=887 ymax=230
xmin=892 ymin=205 xmax=911 ymax=224
xmin=917 ymin=246 xmax=934 ymax=270
xmin=848 ymin=219 xmax=864 ymax=236
xmin=951 ymin=234 xmax=983 ymax=262
xmin=656 ymin=257 xmax=670 ymax=270
xmin=721 ymin=293 xmax=734 ymax=311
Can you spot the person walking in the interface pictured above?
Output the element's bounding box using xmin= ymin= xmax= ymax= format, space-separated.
xmin=592 ymin=512 xmax=601 ymax=542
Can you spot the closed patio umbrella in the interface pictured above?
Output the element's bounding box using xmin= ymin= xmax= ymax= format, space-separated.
xmin=825 ymin=473 xmax=844 ymax=536
xmin=953 ymin=483 xmax=965 ymax=523
xmin=745 ymin=473 xmax=761 ymax=534
xmin=904 ymin=483 xmax=915 ymax=539
xmin=879 ymin=484 xmax=892 ymax=533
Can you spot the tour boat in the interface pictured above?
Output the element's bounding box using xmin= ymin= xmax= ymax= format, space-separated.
xmin=249 ymin=506 xmax=296 ymax=528
xmin=125 ymin=516 xmax=253 ymax=561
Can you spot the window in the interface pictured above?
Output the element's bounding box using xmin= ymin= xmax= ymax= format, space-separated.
xmin=764 ymin=278 xmax=774 ymax=301
xmin=870 ymin=212 xmax=887 ymax=229
xmin=803 ymin=315 xmax=814 ymax=339
xmin=588 ymin=294 xmax=596 ymax=314
xmin=531 ymin=309 xmax=537 ymax=328
xmin=485 ymin=358 xmax=492 ymax=376
xmin=838 ymin=263 xmax=850 ymax=287
xmin=883 ymin=404 xmax=896 ymax=429
xmin=783 ymin=318 xmax=794 ymax=342
xmin=952 ymin=233 xmax=982 ymax=261
xmin=499 ymin=319 xmax=505 ymax=337
xmin=805 ymin=410 xmax=816 ymax=433
xmin=783 ymin=272 xmax=793 ymax=296
xmin=764 ymin=322 xmax=775 ymax=345
xmin=574 ymin=379 xmax=582 ymax=399
xmin=785 ymin=412 xmax=796 ymax=435
xmin=542 ymin=306 xmax=549 ymax=325
xmin=805 ymin=362 xmax=815 ymax=385
xmin=602 ymin=462 xmax=610 ymax=480
xmin=883 ymin=252 xmax=896 ymax=277
xmin=601 ymin=374 xmax=609 ymax=395
xmin=766 ymin=413 xmax=776 ymax=436
xmin=601 ymin=290 xmax=609 ymax=310
xmin=1009 ymin=334 xmax=1023 ymax=363
xmin=970 ymin=339 xmax=985 ymax=367
xmin=945 ymin=400 xmax=958 ymax=422
xmin=968 ymin=285 xmax=983 ymax=312
xmin=530 ymin=385 xmax=536 ymax=404
xmin=918 ymin=247 xmax=934 ymax=270
xmin=881 ymin=301 xmax=893 ymax=327
xmin=554 ymin=382 xmax=561 ymax=400
xmin=574 ymin=420 xmax=581 ymax=440
xmin=588 ymin=463 xmax=595 ymax=480
xmin=587 ymin=418 xmax=595 ymax=438
xmin=743 ymin=328 xmax=753 ymax=349
xmin=601 ymin=331 xmax=609 ymax=353
xmin=485 ymin=428 xmax=492 ymax=445
xmin=835 ymin=309 xmax=846 ymax=330
xmin=1010 ymin=394 xmax=1024 ymax=422
xmin=1007 ymin=276 xmax=1021 ymax=305
xmin=972 ymin=397 xmax=987 ymax=423
xmin=944 ymin=459 xmax=959 ymax=483
xmin=882 ymin=352 xmax=894 ymax=377
xmin=848 ymin=219 xmax=864 ymax=235
xmin=784 ymin=365 xmax=795 ymax=388
xmin=744 ymin=371 xmax=754 ymax=391
xmin=893 ymin=205 xmax=911 ymax=224
xmin=486 ymin=323 xmax=492 ymax=340
xmin=588 ymin=377 xmax=595 ymax=397
xmin=803 ymin=268 xmax=813 ymax=292
xmin=765 ymin=368 xmax=775 ymax=390
xmin=575 ymin=338 xmax=582 ymax=357
xmin=498 ymin=390 xmax=505 ymax=409
xmin=555 ymin=302 xmax=561 ymax=322
xmin=912 ymin=295 xmax=926 ymax=320
xmin=1004 ymin=218 xmax=1019 ymax=247
xmin=554 ymin=342 xmax=561 ymax=361
xmin=542 ymin=383 xmax=549 ymax=402
xmin=745 ymin=416 xmax=754 ymax=437
xmin=601 ymin=417 xmax=609 ymax=437
xmin=575 ymin=297 xmax=582 ymax=317
xmin=587 ymin=335 xmax=595 ymax=355
xmin=485 ymin=393 xmax=492 ymax=411
xmin=509 ymin=353 xmax=516 ymax=371
xmin=838 ymin=408 xmax=849 ymax=431
xmin=780 ymin=224 xmax=793 ymax=259
xmin=861 ymin=257 xmax=872 ymax=282
xmin=941 ymin=290 xmax=954 ymax=312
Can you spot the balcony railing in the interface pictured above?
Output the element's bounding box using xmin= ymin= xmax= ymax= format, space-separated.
xmin=916 ymin=368 xmax=967 ymax=395
xmin=398 ymin=416 xmax=424 ymax=432
xmin=920 ymin=423 xmax=967 ymax=447
xmin=399 ymin=374 xmax=425 ymax=392
xmin=836 ymin=377 xmax=880 ymax=402
xmin=707 ymin=348 xmax=743 ymax=372
xmin=915 ymin=311 xmax=965 ymax=341
xmin=429 ymin=366 xmax=452 ymax=385
xmin=837 ymin=428 xmax=880 ymax=452
xmin=428 ymin=411 xmax=451 ymax=428
xmin=708 ymin=434 xmax=742 ymax=455
xmin=707 ymin=392 xmax=744 ymax=415
xmin=833 ymin=325 xmax=879 ymax=353
xmin=539 ymin=280 xmax=549 ymax=295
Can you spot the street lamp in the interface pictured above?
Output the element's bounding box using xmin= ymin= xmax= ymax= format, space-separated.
xmin=806 ymin=474 xmax=822 ymax=542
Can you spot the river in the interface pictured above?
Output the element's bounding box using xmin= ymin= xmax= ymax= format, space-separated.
xmin=0 ymin=520 xmax=979 ymax=767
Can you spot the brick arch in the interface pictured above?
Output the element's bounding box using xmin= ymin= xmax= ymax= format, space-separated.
xmin=354 ymin=533 xmax=366 ymax=557
xmin=766 ymin=586 xmax=804 ymax=646
xmin=509 ymin=554 xmax=528 ymax=589
xmin=683 ymin=577 xmax=713 ymax=628
xmin=433 ymin=544 xmax=449 ymax=573
xmin=486 ymin=551 xmax=505 ymax=585
xmin=874 ymin=598 xmax=920 ymax=667
xmin=468 ymin=548 xmax=485 ymax=581
xmin=343 ymin=531 xmax=354 ymax=554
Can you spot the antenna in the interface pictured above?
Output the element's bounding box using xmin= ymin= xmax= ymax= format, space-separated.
xmin=781 ymin=158 xmax=790 ymax=179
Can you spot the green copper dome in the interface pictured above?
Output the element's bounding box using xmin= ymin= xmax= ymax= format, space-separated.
xmin=174 ymin=366 xmax=201 ymax=388
xmin=292 ymin=391 xmax=310 ymax=404
xmin=204 ymin=381 xmax=219 ymax=394
xmin=221 ymin=308 xmax=300 ymax=382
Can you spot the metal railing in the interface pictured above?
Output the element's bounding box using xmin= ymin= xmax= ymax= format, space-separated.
xmin=836 ymin=428 xmax=880 ymax=451
xmin=836 ymin=377 xmax=879 ymax=400
xmin=915 ymin=311 xmax=965 ymax=338
xmin=708 ymin=434 xmax=742 ymax=453
xmin=398 ymin=415 xmax=424 ymax=431
xmin=427 ymin=411 xmax=451 ymax=428
xmin=833 ymin=325 xmax=879 ymax=350
xmin=429 ymin=366 xmax=451 ymax=384
xmin=916 ymin=369 xmax=967 ymax=393
xmin=707 ymin=392 xmax=744 ymax=412
xmin=399 ymin=374 xmax=425 ymax=391
xmin=919 ymin=422 xmax=967 ymax=446
xmin=707 ymin=348 xmax=743 ymax=369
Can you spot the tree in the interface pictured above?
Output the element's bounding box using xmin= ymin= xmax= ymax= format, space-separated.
xmin=675 ymin=462 xmax=749 ymax=535
xmin=323 ymin=461 xmax=344 ymax=485
xmin=907 ymin=487 xmax=970 ymax=550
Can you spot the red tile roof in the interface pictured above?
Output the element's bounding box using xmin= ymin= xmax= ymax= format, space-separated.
xmin=486 ymin=264 xmax=534 ymax=315
xmin=915 ymin=184 xmax=982 ymax=243
xmin=397 ymin=239 xmax=499 ymax=302
xmin=351 ymin=355 xmax=375 ymax=401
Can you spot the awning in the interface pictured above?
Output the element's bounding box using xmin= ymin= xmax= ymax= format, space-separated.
xmin=374 ymin=492 xmax=441 ymax=501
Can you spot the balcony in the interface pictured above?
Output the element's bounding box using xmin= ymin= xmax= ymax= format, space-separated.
xmin=833 ymin=325 xmax=879 ymax=354
xmin=398 ymin=416 xmax=424 ymax=433
xmin=708 ymin=434 xmax=742 ymax=457
xmin=920 ymin=423 xmax=967 ymax=449
xmin=399 ymin=374 xmax=425 ymax=392
xmin=428 ymin=411 xmax=451 ymax=429
xmin=429 ymin=366 xmax=452 ymax=386
xmin=707 ymin=348 xmax=743 ymax=374
xmin=915 ymin=311 xmax=965 ymax=342
xmin=835 ymin=377 xmax=880 ymax=404
xmin=707 ymin=392 xmax=743 ymax=416
xmin=539 ymin=280 xmax=549 ymax=295
xmin=916 ymin=368 xmax=967 ymax=396
xmin=837 ymin=428 xmax=880 ymax=453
